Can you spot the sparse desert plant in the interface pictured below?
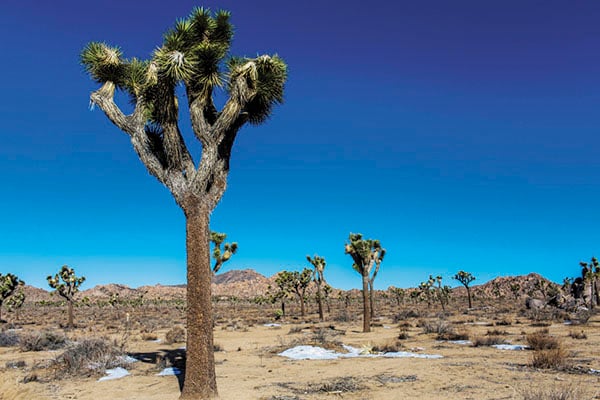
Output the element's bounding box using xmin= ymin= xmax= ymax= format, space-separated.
xmin=276 ymin=269 xmax=312 ymax=317
xmin=166 ymin=326 xmax=186 ymax=344
xmin=388 ymin=286 xmax=405 ymax=306
xmin=520 ymin=384 xmax=588 ymax=400
xmin=81 ymin=6 xmax=287 ymax=398
xmin=211 ymin=231 xmax=238 ymax=274
xmin=19 ymin=330 xmax=67 ymax=352
xmin=47 ymin=265 xmax=86 ymax=328
xmin=0 ymin=331 xmax=20 ymax=347
xmin=437 ymin=328 xmax=469 ymax=341
xmin=471 ymin=336 xmax=506 ymax=347
xmin=421 ymin=319 xmax=451 ymax=335
xmin=529 ymin=346 xmax=570 ymax=370
xmin=5 ymin=288 xmax=25 ymax=321
xmin=568 ymin=330 xmax=587 ymax=340
xmin=306 ymin=255 xmax=327 ymax=321
xmin=526 ymin=330 xmax=560 ymax=350
xmin=453 ymin=270 xmax=475 ymax=309
xmin=344 ymin=233 xmax=385 ymax=332
xmin=0 ymin=273 xmax=24 ymax=321
xmin=372 ymin=339 xmax=403 ymax=353
xmin=53 ymin=338 xmax=126 ymax=377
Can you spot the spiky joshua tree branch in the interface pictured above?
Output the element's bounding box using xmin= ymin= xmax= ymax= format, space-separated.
xmin=453 ymin=270 xmax=475 ymax=309
xmin=211 ymin=231 xmax=238 ymax=274
xmin=306 ymin=255 xmax=327 ymax=321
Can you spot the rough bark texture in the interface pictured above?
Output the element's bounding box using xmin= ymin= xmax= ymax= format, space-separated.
xmin=466 ymin=287 xmax=472 ymax=309
xmin=368 ymin=281 xmax=375 ymax=320
xmin=180 ymin=204 xmax=218 ymax=400
xmin=67 ymin=300 xmax=74 ymax=329
xmin=316 ymin=285 xmax=324 ymax=321
xmin=361 ymin=274 xmax=371 ymax=333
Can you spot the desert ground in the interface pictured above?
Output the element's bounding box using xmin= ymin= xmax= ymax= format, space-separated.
xmin=1 ymin=272 xmax=599 ymax=400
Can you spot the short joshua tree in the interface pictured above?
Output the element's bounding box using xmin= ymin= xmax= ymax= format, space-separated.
xmin=211 ymin=231 xmax=238 ymax=274
xmin=306 ymin=255 xmax=327 ymax=320
xmin=0 ymin=273 xmax=24 ymax=322
xmin=453 ymin=270 xmax=476 ymax=309
xmin=344 ymin=233 xmax=385 ymax=332
xmin=276 ymin=269 xmax=312 ymax=317
xmin=6 ymin=288 xmax=25 ymax=321
xmin=47 ymin=265 xmax=86 ymax=328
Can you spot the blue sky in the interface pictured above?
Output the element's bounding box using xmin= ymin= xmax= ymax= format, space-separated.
xmin=1 ymin=0 xmax=599 ymax=291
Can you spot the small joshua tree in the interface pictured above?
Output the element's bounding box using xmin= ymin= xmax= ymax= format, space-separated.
xmin=388 ymin=286 xmax=405 ymax=306
xmin=0 ymin=273 xmax=24 ymax=321
xmin=211 ymin=231 xmax=238 ymax=274
xmin=580 ymin=257 xmax=600 ymax=309
xmin=418 ymin=279 xmax=434 ymax=308
xmin=47 ymin=265 xmax=86 ymax=328
xmin=432 ymin=275 xmax=451 ymax=312
xmin=306 ymin=255 xmax=327 ymax=320
xmin=6 ymin=288 xmax=26 ymax=321
xmin=510 ymin=283 xmax=521 ymax=300
xmin=453 ymin=270 xmax=476 ymax=309
xmin=344 ymin=233 xmax=385 ymax=332
xmin=276 ymin=269 xmax=312 ymax=317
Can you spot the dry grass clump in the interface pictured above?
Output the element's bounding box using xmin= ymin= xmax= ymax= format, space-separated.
xmin=372 ymin=339 xmax=403 ymax=353
xmin=520 ymin=384 xmax=587 ymax=400
xmin=471 ymin=336 xmax=506 ymax=347
xmin=568 ymin=330 xmax=587 ymax=340
xmin=140 ymin=332 xmax=159 ymax=341
xmin=420 ymin=319 xmax=451 ymax=335
xmin=530 ymin=346 xmax=570 ymax=370
xmin=53 ymin=338 xmax=126 ymax=377
xmin=19 ymin=330 xmax=67 ymax=352
xmin=0 ymin=331 xmax=20 ymax=347
xmin=165 ymin=326 xmax=186 ymax=344
xmin=526 ymin=330 xmax=559 ymax=350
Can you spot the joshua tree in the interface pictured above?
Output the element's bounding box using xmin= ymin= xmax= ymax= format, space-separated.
xmin=6 ymin=288 xmax=26 ymax=321
xmin=509 ymin=283 xmax=521 ymax=300
xmin=418 ymin=279 xmax=434 ymax=308
xmin=210 ymin=232 xmax=238 ymax=274
xmin=306 ymin=255 xmax=327 ymax=320
xmin=276 ymin=269 xmax=312 ymax=317
xmin=388 ymin=286 xmax=405 ymax=306
xmin=453 ymin=270 xmax=476 ymax=309
xmin=81 ymin=7 xmax=286 ymax=398
xmin=47 ymin=265 xmax=85 ymax=328
xmin=344 ymin=233 xmax=385 ymax=332
xmin=322 ymin=284 xmax=332 ymax=314
xmin=432 ymin=275 xmax=450 ymax=312
xmin=580 ymin=257 xmax=600 ymax=309
xmin=0 ymin=273 xmax=24 ymax=321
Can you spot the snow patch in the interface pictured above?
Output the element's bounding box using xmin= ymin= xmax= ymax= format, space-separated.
xmin=263 ymin=323 xmax=281 ymax=327
xmin=157 ymin=367 xmax=182 ymax=376
xmin=492 ymin=344 xmax=528 ymax=351
xmin=98 ymin=367 xmax=130 ymax=381
xmin=278 ymin=345 xmax=442 ymax=360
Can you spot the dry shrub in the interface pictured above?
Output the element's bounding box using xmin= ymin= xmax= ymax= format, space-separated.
xmin=526 ymin=331 xmax=559 ymax=350
xmin=421 ymin=319 xmax=451 ymax=335
xmin=530 ymin=346 xmax=570 ymax=370
xmin=398 ymin=327 xmax=410 ymax=340
xmin=486 ymin=329 xmax=508 ymax=336
xmin=165 ymin=326 xmax=186 ymax=344
xmin=19 ymin=331 xmax=67 ymax=352
xmin=53 ymin=338 xmax=126 ymax=377
xmin=472 ymin=336 xmax=506 ymax=347
xmin=495 ymin=318 xmax=512 ymax=326
xmin=141 ymin=332 xmax=158 ymax=341
xmin=568 ymin=330 xmax=587 ymax=340
xmin=0 ymin=331 xmax=20 ymax=347
xmin=520 ymin=384 xmax=588 ymax=400
xmin=372 ymin=340 xmax=403 ymax=353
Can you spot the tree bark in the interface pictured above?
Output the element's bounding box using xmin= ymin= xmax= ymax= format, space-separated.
xmin=67 ymin=300 xmax=74 ymax=328
xmin=368 ymin=280 xmax=375 ymax=320
xmin=180 ymin=205 xmax=219 ymax=400
xmin=316 ymin=284 xmax=324 ymax=321
xmin=362 ymin=274 xmax=371 ymax=333
xmin=466 ymin=286 xmax=472 ymax=309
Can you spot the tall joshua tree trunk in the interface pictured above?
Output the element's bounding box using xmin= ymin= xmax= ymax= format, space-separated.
xmin=361 ymin=274 xmax=371 ymax=332
xmin=182 ymin=203 xmax=217 ymax=399
xmin=67 ymin=300 xmax=74 ymax=329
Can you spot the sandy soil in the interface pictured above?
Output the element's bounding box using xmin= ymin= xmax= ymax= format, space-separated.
xmin=1 ymin=309 xmax=599 ymax=400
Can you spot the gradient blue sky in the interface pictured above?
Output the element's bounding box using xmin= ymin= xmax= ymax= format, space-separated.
xmin=1 ymin=0 xmax=599 ymax=291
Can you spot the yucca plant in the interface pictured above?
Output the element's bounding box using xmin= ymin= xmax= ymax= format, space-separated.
xmin=210 ymin=231 xmax=238 ymax=274
xmin=344 ymin=233 xmax=385 ymax=332
xmin=0 ymin=273 xmax=24 ymax=321
xmin=81 ymin=8 xmax=287 ymax=399
xmin=47 ymin=265 xmax=85 ymax=329
xmin=6 ymin=288 xmax=26 ymax=321
xmin=307 ymin=255 xmax=327 ymax=320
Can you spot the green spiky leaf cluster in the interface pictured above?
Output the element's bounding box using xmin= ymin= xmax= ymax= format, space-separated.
xmin=81 ymin=7 xmax=287 ymax=127
xmin=6 ymin=289 xmax=25 ymax=312
xmin=47 ymin=265 xmax=86 ymax=301
xmin=344 ymin=233 xmax=386 ymax=276
xmin=0 ymin=273 xmax=24 ymax=303
xmin=210 ymin=231 xmax=238 ymax=273
xmin=453 ymin=270 xmax=475 ymax=287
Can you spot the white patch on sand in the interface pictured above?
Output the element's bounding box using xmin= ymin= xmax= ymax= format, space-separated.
xmin=98 ymin=367 xmax=130 ymax=381
xmin=278 ymin=345 xmax=442 ymax=360
xmin=157 ymin=367 xmax=182 ymax=376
